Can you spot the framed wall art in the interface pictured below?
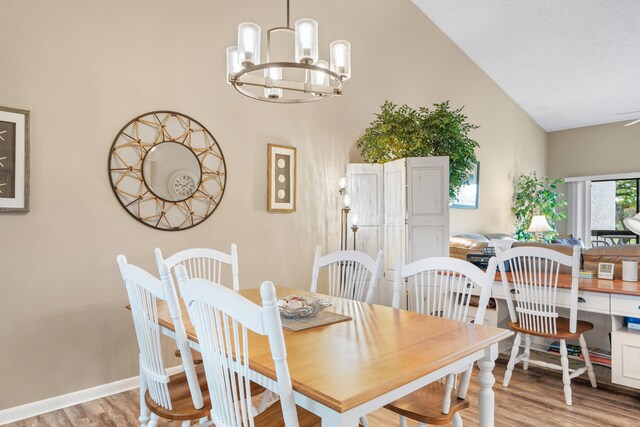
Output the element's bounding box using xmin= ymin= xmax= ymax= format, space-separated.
xmin=451 ymin=161 xmax=479 ymax=210
xmin=267 ymin=144 xmax=296 ymax=213
xmin=0 ymin=106 xmax=29 ymax=213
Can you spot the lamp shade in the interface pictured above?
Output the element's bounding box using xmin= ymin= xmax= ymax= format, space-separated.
xmin=528 ymin=215 xmax=553 ymax=233
xmin=330 ymin=40 xmax=351 ymax=80
xmin=295 ymin=19 xmax=318 ymax=64
xmin=623 ymin=212 xmax=640 ymax=235
xmin=238 ymin=22 xmax=261 ymax=67
xmin=226 ymin=46 xmax=241 ymax=83
xmin=263 ymin=66 xmax=282 ymax=99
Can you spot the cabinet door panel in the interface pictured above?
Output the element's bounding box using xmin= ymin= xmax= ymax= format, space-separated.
xmin=347 ymin=163 xmax=383 ymax=257
xmin=410 ymin=226 xmax=445 ymax=260
xmin=407 ymin=157 xmax=449 ymax=261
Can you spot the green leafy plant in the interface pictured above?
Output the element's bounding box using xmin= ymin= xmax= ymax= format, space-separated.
xmin=356 ymin=100 xmax=479 ymax=200
xmin=512 ymin=172 xmax=567 ymax=242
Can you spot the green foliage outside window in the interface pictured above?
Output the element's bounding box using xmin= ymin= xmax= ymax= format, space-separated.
xmin=355 ymin=101 xmax=480 ymax=200
xmin=615 ymin=180 xmax=637 ymax=230
xmin=512 ymin=172 xmax=567 ymax=242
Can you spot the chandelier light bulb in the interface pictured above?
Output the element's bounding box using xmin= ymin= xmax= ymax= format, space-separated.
xmin=339 ymin=176 xmax=347 ymax=190
xmin=238 ymin=22 xmax=261 ymax=67
xmin=311 ymin=60 xmax=329 ymax=93
xmin=295 ymin=19 xmax=318 ymax=64
xmin=226 ymin=46 xmax=241 ymax=83
xmin=330 ymin=40 xmax=351 ymax=80
xmin=343 ymin=194 xmax=351 ymax=208
xmin=351 ymin=214 xmax=359 ymax=227
xmin=264 ymin=66 xmax=283 ymax=99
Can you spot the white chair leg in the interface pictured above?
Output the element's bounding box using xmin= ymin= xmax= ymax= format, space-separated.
xmin=522 ymin=335 xmax=531 ymax=371
xmin=198 ymin=417 xmax=208 ymax=424
xmin=138 ymin=354 xmax=151 ymax=426
xmin=559 ymin=339 xmax=572 ymax=405
xmin=503 ymin=332 xmax=521 ymax=387
xmin=359 ymin=415 xmax=369 ymax=427
xmin=399 ymin=415 xmax=408 ymax=427
xmin=147 ymin=413 xmax=159 ymax=427
xmin=453 ymin=412 xmax=463 ymax=427
xmin=579 ymin=334 xmax=598 ymax=388
xmin=418 ymin=423 xmax=427 ymax=427
xmin=441 ymin=373 xmax=454 ymax=414
xmin=256 ymin=390 xmax=274 ymax=413
xmin=457 ymin=365 xmax=473 ymax=399
xmin=181 ymin=421 xmax=191 ymax=427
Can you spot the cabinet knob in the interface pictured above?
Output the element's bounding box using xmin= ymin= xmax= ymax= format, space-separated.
xmin=578 ymin=297 xmax=586 ymax=303
xmin=510 ymin=289 xmax=519 ymax=294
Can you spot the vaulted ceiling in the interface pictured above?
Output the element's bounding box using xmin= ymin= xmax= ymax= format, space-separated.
xmin=413 ymin=0 xmax=640 ymax=131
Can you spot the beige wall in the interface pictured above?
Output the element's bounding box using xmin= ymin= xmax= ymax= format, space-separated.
xmin=0 ymin=0 xmax=545 ymax=409
xmin=548 ymin=121 xmax=640 ymax=178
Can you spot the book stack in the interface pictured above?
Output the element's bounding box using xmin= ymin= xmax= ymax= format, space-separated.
xmin=579 ymin=348 xmax=612 ymax=367
xmin=626 ymin=316 xmax=640 ymax=331
xmin=548 ymin=342 xmax=612 ymax=366
xmin=549 ymin=341 xmax=582 ymax=357
xmin=579 ymin=270 xmax=596 ymax=279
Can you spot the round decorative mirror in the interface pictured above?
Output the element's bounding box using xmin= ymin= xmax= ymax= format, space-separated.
xmin=108 ymin=111 xmax=226 ymax=231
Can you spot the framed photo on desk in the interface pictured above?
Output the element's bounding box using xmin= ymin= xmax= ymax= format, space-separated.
xmin=598 ymin=262 xmax=614 ymax=280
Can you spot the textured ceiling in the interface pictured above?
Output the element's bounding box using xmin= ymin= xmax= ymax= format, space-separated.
xmin=413 ymin=0 xmax=640 ymax=131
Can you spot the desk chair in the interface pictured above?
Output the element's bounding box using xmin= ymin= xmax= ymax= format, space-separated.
xmin=497 ymin=245 xmax=597 ymax=405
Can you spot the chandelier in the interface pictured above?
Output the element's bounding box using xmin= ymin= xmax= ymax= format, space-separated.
xmin=226 ymin=0 xmax=351 ymax=103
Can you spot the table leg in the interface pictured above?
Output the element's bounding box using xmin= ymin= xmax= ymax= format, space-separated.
xmin=477 ymin=344 xmax=498 ymax=427
xmin=139 ymin=353 xmax=151 ymax=426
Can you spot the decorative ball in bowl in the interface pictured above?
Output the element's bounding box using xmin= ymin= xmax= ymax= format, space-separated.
xmin=277 ymin=295 xmax=331 ymax=319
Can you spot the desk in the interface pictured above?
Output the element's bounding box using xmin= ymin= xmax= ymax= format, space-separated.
xmin=492 ymin=273 xmax=640 ymax=389
xmin=149 ymin=286 xmax=512 ymax=426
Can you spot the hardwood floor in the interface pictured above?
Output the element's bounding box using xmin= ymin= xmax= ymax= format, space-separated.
xmin=7 ymin=360 xmax=640 ymax=426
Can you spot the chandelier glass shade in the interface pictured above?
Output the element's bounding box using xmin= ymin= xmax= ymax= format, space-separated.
xmin=226 ymin=0 xmax=351 ymax=103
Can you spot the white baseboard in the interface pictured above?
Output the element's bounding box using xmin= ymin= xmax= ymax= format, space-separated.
xmin=0 ymin=365 xmax=182 ymax=425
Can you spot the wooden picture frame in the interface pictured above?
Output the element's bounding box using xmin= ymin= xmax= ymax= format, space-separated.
xmin=0 ymin=106 xmax=30 ymax=213
xmin=451 ymin=161 xmax=480 ymax=210
xmin=267 ymin=144 xmax=296 ymax=213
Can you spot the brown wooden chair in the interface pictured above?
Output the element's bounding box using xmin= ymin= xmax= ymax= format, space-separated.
xmin=497 ymin=245 xmax=597 ymax=405
xmin=384 ymin=255 xmax=498 ymax=427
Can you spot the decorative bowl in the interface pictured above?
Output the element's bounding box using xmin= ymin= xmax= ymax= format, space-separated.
xmin=277 ymin=295 xmax=331 ymax=319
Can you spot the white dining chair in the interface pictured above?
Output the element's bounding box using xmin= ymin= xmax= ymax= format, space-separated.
xmin=117 ymin=255 xmax=210 ymax=427
xmin=154 ymin=245 xmax=239 ymax=361
xmin=155 ymin=244 xmax=240 ymax=291
xmin=176 ymin=268 xmax=321 ymax=427
xmin=154 ymin=245 xmax=271 ymax=411
xmin=386 ymin=255 xmax=498 ymax=427
xmin=310 ymin=246 xmax=384 ymax=304
xmin=496 ymin=245 xmax=597 ymax=405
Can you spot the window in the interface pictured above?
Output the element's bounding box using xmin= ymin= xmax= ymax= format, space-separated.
xmin=591 ymin=178 xmax=639 ymax=245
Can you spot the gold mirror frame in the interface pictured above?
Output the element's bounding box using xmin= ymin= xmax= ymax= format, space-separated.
xmin=108 ymin=111 xmax=226 ymax=231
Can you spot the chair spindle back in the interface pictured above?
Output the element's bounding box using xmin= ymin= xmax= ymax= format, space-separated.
xmin=310 ymin=246 xmax=384 ymax=304
xmin=392 ymin=256 xmax=497 ymax=325
xmin=117 ymin=255 xmax=203 ymax=411
xmin=496 ymin=245 xmax=581 ymax=334
xmin=155 ymin=245 xmax=239 ymax=291
xmin=177 ymin=268 xmax=299 ymax=427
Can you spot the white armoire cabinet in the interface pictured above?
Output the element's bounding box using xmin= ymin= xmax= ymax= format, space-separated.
xmin=347 ymin=157 xmax=450 ymax=305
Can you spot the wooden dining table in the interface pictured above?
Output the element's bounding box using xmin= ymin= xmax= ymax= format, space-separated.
xmin=148 ymin=286 xmax=513 ymax=426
